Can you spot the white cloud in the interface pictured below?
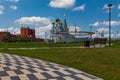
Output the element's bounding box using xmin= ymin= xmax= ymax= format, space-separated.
xmin=103 ymin=21 xmax=120 ymax=26
xmin=97 ymin=28 xmax=109 ymax=33
xmin=92 ymin=28 xmax=115 ymax=38
xmin=10 ymin=5 xmax=17 ymax=10
xmin=69 ymin=25 xmax=80 ymax=32
xmin=90 ymin=21 xmax=120 ymax=27
xmin=6 ymin=0 xmax=20 ymax=2
xmin=68 ymin=26 xmax=84 ymax=38
xmin=103 ymin=34 xmax=114 ymax=38
xmin=118 ymin=4 xmax=120 ymax=9
xmin=92 ymin=32 xmax=114 ymax=38
xmin=15 ymin=16 xmax=53 ymax=38
xmin=73 ymin=4 xmax=85 ymax=11
xmin=0 ymin=5 xmax=4 ymax=15
xmin=103 ymin=4 xmax=109 ymax=9
xmin=35 ymin=24 xmax=52 ymax=38
xmin=89 ymin=22 xmax=102 ymax=27
xmin=0 ymin=28 xmax=5 ymax=32
xmin=0 ymin=27 xmax=20 ymax=34
xmin=15 ymin=16 xmax=51 ymax=26
xmin=49 ymin=0 xmax=75 ymax=8
xmin=8 ymin=27 xmax=20 ymax=34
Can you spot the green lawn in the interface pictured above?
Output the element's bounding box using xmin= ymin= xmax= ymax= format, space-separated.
xmin=0 ymin=48 xmax=120 ymax=80
xmin=111 ymin=40 xmax=120 ymax=48
xmin=0 ymin=40 xmax=119 ymax=48
xmin=0 ymin=42 xmax=83 ymax=48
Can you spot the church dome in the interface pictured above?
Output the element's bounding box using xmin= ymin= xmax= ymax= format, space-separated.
xmin=56 ymin=18 xmax=61 ymax=22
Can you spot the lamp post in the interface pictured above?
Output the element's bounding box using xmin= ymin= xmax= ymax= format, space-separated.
xmin=107 ymin=4 xmax=112 ymax=46
xmin=90 ymin=26 xmax=92 ymax=39
xmin=117 ymin=30 xmax=119 ymax=40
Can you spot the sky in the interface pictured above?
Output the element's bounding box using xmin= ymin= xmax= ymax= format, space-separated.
xmin=0 ymin=0 xmax=120 ymax=38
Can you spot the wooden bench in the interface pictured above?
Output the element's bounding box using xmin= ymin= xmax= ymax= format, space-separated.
xmin=93 ymin=38 xmax=107 ymax=48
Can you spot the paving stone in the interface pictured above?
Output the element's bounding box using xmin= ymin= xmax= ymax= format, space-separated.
xmin=0 ymin=53 xmax=103 ymax=80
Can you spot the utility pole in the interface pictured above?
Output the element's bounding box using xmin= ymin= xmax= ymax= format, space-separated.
xmin=90 ymin=26 xmax=92 ymax=39
xmin=117 ymin=30 xmax=119 ymax=40
xmin=107 ymin=4 xmax=112 ymax=46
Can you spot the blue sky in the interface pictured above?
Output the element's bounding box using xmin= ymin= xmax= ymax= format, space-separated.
xmin=0 ymin=0 xmax=120 ymax=38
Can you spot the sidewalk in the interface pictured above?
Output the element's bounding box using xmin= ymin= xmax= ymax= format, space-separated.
xmin=0 ymin=53 xmax=103 ymax=80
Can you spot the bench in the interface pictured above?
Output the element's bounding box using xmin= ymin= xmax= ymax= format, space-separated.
xmin=93 ymin=38 xmax=107 ymax=48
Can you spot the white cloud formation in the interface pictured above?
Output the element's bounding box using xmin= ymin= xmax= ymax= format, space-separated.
xmin=35 ymin=24 xmax=52 ymax=38
xmin=8 ymin=27 xmax=20 ymax=34
xmin=103 ymin=4 xmax=108 ymax=9
xmin=6 ymin=0 xmax=20 ymax=2
xmin=69 ymin=25 xmax=80 ymax=32
xmin=68 ymin=26 xmax=85 ymax=38
xmin=97 ymin=28 xmax=109 ymax=33
xmin=49 ymin=0 xmax=75 ymax=8
xmin=118 ymin=4 xmax=120 ymax=9
xmin=0 ymin=27 xmax=20 ymax=34
xmin=103 ymin=21 xmax=120 ymax=26
xmin=102 ymin=34 xmax=114 ymax=38
xmin=15 ymin=16 xmax=53 ymax=38
xmin=15 ymin=16 xmax=51 ymax=26
xmin=0 ymin=5 xmax=4 ymax=15
xmin=92 ymin=27 xmax=115 ymax=38
xmin=92 ymin=32 xmax=114 ymax=38
xmin=10 ymin=5 xmax=17 ymax=10
xmin=73 ymin=4 xmax=85 ymax=11
xmin=0 ymin=28 xmax=5 ymax=32
xmin=90 ymin=22 xmax=102 ymax=27
xmin=90 ymin=21 xmax=120 ymax=27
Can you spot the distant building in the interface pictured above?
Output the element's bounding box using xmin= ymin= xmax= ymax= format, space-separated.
xmin=45 ymin=14 xmax=95 ymax=43
xmin=20 ymin=27 xmax=35 ymax=39
xmin=0 ymin=27 xmax=44 ymax=42
xmin=0 ymin=32 xmax=11 ymax=41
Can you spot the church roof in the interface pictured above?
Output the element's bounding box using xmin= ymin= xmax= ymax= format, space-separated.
xmin=56 ymin=18 xmax=61 ymax=22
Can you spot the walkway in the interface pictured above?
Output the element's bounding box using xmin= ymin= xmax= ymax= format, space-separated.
xmin=0 ymin=53 xmax=103 ymax=80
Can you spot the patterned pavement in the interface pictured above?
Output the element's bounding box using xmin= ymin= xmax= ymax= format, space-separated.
xmin=0 ymin=53 xmax=103 ymax=80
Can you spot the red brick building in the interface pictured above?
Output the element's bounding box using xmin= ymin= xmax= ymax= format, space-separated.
xmin=20 ymin=27 xmax=35 ymax=39
xmin=0 ymin=27 xmax=44 ymax=42
xmin=0 ymin=32 xmax=11 ymax=41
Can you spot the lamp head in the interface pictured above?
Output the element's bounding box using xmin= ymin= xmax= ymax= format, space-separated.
xmin=108 ymin=4 xmax=113 ymax=7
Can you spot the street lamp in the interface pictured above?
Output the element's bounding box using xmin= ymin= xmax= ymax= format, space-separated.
xmin=90 ymin=26 xmax=92 ymax=39
xmin=117 ymin=30 xmax=119 ymax=40
xmin=107 ymin=4 xmax=112 ymax=46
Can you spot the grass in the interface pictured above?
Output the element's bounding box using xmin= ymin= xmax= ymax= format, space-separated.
xmin=0 ymin=48 xmax=120 ymax=80
xmin=0 ymin=42 xmax=84 ymax=48
xmin=111 ymin=40 xmax=120 ymax=48
xmin=0 ymin=40 xmax=120 ymax=80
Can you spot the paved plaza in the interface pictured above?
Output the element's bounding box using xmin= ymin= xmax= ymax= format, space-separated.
xmin=0 ymin=53 xmax=103 ymax=80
